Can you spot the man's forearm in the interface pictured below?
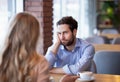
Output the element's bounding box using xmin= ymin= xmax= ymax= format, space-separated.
xmin=51 ymin=34 xmax=61 ymax=55
xmin=49 ymin=67 xmax=65 ymax=74
xmin=50 ymin=43 xmax=60 ymax=55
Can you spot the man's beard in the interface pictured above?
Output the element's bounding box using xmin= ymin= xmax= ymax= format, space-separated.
xmin=61 ymin=35 xmax=75 ymax=46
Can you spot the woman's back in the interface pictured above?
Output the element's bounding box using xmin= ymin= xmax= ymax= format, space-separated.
xmin=0 ymin=12 xmax=49 ymax=82
xmin=29 ymin=53 xmax=49 ymax=82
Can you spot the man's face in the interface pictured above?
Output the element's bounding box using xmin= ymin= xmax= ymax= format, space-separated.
xmin=57 ymin=24 xmax=76 ymax=46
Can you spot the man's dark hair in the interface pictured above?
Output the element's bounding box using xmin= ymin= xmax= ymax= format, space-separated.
xmin=57 ymin=16 xmax=78 ymax=32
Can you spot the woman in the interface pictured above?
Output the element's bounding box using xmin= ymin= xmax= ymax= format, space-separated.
xmin=0 ymin=12 xmax=49 ymax=82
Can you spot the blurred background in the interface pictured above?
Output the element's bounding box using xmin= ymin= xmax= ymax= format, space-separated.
xmin=0 ymin=0 xmax=120 ymax=54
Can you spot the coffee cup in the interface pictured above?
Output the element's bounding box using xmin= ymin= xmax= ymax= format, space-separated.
xmin=49 ymin=76 xmax=54 ymax=82
xmin=77 ymin=71 xmax=93 ymax=80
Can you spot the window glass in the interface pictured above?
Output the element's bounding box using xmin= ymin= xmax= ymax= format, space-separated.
xmin=53 ymin=0 xmax=96 ymax=39
xmin=53 ymin=0 xmax=81 ymax=42
xmin=0 ymin=0 xmax=23 ymax=51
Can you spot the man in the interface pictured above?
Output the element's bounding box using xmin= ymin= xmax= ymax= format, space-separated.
xmin=45 ymin=16 xmax=95 ymax=75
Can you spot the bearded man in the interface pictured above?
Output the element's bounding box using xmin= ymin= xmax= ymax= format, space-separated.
xmin=45 ymin=16 xmax=95 ymax=75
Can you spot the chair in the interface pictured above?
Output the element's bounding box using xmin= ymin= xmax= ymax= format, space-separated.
xmin=111 ymin=37 xmax=120 ymax=44
xmin=101 ymin=29 xmax=119 ymax=34
xmin=85 ymin=36 xmax=106 ymax=44
xmin=90 ymin=60 xmax=97 ymax=73
xmin=93 ymin=51 xmax=120 ymax=75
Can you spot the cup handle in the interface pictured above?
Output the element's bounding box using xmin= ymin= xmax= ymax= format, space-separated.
xmin=77 ymin=73 xmax=80 ymax=77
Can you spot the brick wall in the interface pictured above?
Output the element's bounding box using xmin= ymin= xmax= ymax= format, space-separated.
xmin=24 ymin=0 xmax=53 ymax=55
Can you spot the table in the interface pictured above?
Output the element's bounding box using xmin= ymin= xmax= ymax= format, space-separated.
xmin=100 ymin=34 xmax=120 ymax=39
xmin=76 ymin=74 xmax=120 ymax=82
xmin=50 ymin=73 xmax=64 ymax=82
xmin=50 ymin=73 xmax=120 ymax=82
xmin=93 ymin=44 xmax=120 ymax=52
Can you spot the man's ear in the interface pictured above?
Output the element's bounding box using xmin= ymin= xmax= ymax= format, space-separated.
xmin=73 ymin=29 xmax=77 ymax=36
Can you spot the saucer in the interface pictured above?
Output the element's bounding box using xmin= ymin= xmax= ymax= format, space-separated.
xmin=77 ymin=76 xmax=95 ymax=82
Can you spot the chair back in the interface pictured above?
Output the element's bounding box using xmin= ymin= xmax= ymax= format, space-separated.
xmin=111 ymin=37 xmax=120 ymax=44
xmin=93 ymin=51 xmax=120 ymax=75
xmin=90 ymin=60 xmax=97 ymax=73
xmin=85 ymin=36 xmax=106 ymax=44
xmin=101 ymin=29 xmax=119 ymax=34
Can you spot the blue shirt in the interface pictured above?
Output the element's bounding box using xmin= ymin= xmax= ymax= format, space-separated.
xmin=45 ymin=38 xmax=95 ymax=75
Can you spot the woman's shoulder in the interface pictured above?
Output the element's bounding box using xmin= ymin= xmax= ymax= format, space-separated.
xmin=34 ymin=53 xmax=49 ymax=65
xmin=31 ymin=53 xmax=50 ymax=82
xmin=29 ymin=52 xmax=49 ymax=69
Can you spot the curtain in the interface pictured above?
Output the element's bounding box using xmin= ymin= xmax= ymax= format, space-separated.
xmin=53 ymin=0 xmax=96 ymax=39
xmin=77 ymin=0 xmax=96 ymax=38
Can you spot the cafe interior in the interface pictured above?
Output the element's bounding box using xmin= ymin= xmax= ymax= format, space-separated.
xmin=1 ymin=0 xmax=120 ymax=82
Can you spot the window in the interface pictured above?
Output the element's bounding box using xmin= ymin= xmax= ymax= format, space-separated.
xmin=53 ymin=0 xmax=81 ymax=39
xmin=53 ymin=0 xmax=96 ymax=39
xmin=0 ymin=0 xmax=23 ymax=50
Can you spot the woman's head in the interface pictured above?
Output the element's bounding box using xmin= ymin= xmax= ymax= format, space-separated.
xmin=0 ymin=12 xmax=40 ymax=82
xmin=9 ymin=12 xmax=39 ymax=51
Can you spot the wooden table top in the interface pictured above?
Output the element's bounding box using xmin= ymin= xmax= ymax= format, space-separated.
xmin=100 ymin=34 xmax=120 ymax=39
xmin=93 ymin=44 xmax=120 ymax=52
xmin=50 ymin=73 xmax=120 ymax=82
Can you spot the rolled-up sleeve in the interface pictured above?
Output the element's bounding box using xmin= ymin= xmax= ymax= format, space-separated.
xmin=62 ymin=45 xmax=95 ymax=75
xmin=62 ymin=65 xmax=73 ymax=74
xmin=45 ymin=49 xmax=57 ymax=69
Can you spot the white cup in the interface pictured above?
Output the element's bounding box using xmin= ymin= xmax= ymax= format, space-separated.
xmin=77 ymin=71 xmax=93 ymax=80
xmin=49 ymin=76 xmax=54 ymax=82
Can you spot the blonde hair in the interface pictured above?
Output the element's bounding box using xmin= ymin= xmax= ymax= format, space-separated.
xmin=0 ymin=12 xmax=40 ymax=82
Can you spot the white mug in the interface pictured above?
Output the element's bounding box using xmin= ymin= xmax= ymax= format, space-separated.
xmin=49 ymin=76 xmax=54 ymax=82
xmin=77 ymin=71 xmax=93 ymax=80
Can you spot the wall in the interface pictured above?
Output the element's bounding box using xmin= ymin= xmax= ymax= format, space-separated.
xmin=24 ymin=0 xmax=53 ymax=55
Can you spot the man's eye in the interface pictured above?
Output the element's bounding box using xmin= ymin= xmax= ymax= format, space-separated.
xmin=64 ymin=32 xmax=68 ymax=34
xmin=58 ymin=33 xmax=61 ymax=35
